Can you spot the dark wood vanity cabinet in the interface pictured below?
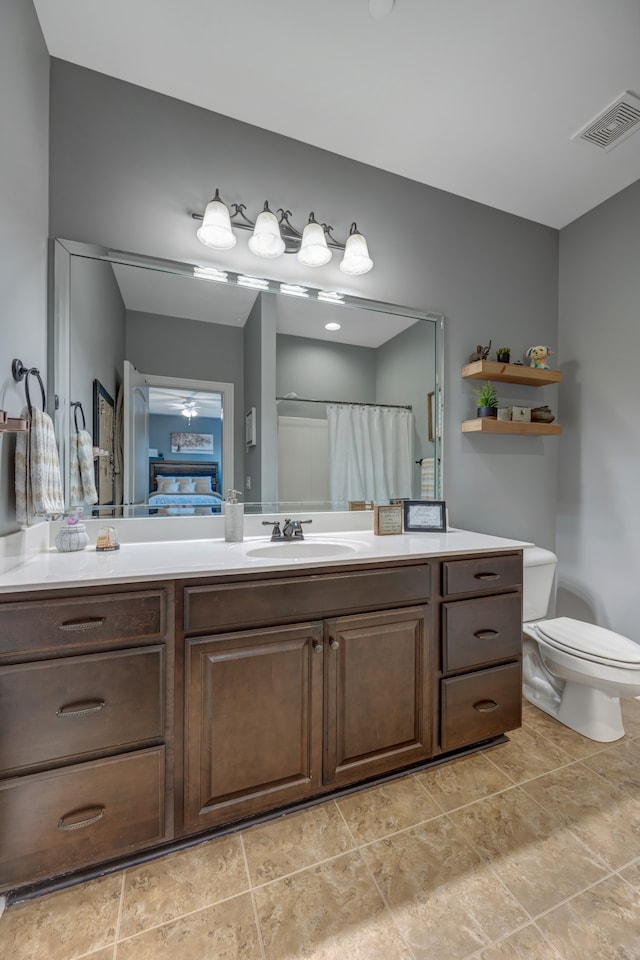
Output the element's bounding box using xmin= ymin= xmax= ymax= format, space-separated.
xmin=0 ymin=549 xmax=523 ymax=894
xmin=439 ymin=554 xmax=523 ymax=751
xmin=0 ymin=586 xmax=172 ymax=892
xmin=182 ymin=564 xmax=435 ymax=830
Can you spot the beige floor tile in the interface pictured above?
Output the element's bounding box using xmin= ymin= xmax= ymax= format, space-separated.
xmin=0 ymin=875 xmax=122 ymax=960
xmin=416 ymin=752 xmax=514 ymax=812
xmin=336 ymin=773 xmax=440 ymax=843
xmin=620 ymin=859 xmax=640 ymax=888
xmin=480 ymin=923 xmax=564 ymax=959
xmin=255 ymin=851 xmax=412 ymax=960
xmin=621 ymin=696 xmax=640 ymax=739
xmin=537 ymin=875 xmax=640 ymax=959
xmin=119 ymin=834 xmax=248 ymax=938
xmin=521 ymin=700 xmax=610 ymax=759
xmin=117 ymin=892 xmax=261 ymax=960
xmin=242 ymin=800 xmax=354 ymax=886
xmin=584 ymin=739 xmax=640 ymax=799
xmin=361 ymin=815 xmax=528 ymax=960
xmin=521 ymin=761 xmax=640 ymax=869
xmin=449 ymin=786 xmax=607 ymax=915
xmin=487 ymin=724 xmax=574 ymax=783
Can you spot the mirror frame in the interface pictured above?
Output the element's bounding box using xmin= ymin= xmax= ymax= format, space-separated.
xmin=51 ymin=238 xmax=445 ymax=515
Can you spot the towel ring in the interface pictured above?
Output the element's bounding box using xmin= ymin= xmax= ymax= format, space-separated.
xmin=12 ymin=359 xmax=46 ymax=416
xmin=71 ymin=401 xmax=86 ymax=432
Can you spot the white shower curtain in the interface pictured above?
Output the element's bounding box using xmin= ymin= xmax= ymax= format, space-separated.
xmin=326 ymin=404 xmax=413 ymax=503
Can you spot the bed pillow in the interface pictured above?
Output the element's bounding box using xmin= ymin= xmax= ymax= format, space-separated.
xmin=156 ymin=477 xmax=180 ymax=493
xmin=178 ymin=479 xmax=197 ymax=494
xmin=194 ymin=478 xmax=213 ymax=494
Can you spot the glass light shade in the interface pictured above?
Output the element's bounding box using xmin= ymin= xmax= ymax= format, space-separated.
xmin=339 ymin=231 xmax=373 ymax=275
xmin=196 ymin=197 xmax=237 ymax=250
xmin=297 ymin=221 xmax=332 ymax=267
xmin=248 ymin=209 xmax=285 ymax=258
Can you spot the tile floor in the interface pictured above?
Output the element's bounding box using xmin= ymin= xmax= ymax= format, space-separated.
xmin=3 ymin=698 xmax=640 ymax=960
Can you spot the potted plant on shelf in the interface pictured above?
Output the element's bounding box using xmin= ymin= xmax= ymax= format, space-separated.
xmin=474 ymin=381 xmax=499 ymax=418
xmin=496 ymin=346 xmax=511 ymax=363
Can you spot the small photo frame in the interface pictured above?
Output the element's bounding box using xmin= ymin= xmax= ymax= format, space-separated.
xmin=403 ymin=500 xmax=447 ymax=533
xmin=374 ymin=503 xmax=403 ymax=535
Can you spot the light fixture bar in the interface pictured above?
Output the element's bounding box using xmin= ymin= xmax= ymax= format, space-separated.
xmin=192 ymin=189 xmax=373 ymax=274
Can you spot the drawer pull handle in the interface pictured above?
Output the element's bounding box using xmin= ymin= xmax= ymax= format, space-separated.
xmin=57 ymin=700 xmax=105 ymax=719
xmin=58 ymin=806 xmax=105 ymax=831
xmin=474 ymin=573 xmax=500 ymax=582
xmin=329 ymin=638 xmax=340 ymax=650
xmin=474 ymin=629 xmax=499 ymax=640
xmin=313 ymin=641 xmax=323 ymax=654
xmin=474 ymin=699 xmax=499 ymax=713
xmin=58 ymin=617 xmax=106 ymax=632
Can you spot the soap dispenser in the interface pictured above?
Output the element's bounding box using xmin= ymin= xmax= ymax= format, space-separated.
xmin=224 ymin=489 xmax=244 ymax=542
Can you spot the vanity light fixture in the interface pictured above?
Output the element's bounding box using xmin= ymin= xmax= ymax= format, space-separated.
xmin=237 ymin=274 xmax=270 ymax=289
xmin=317 ymin=290 xmax=345 ymax=304
xmin=193 ymin=189 xmax=374 ymax=275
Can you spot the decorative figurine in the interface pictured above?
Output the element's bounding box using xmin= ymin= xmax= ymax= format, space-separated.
xmin=469 ymin=340 xmax=492 ymax=362
xmin=526 ymin=345 xmax=553 ymax=369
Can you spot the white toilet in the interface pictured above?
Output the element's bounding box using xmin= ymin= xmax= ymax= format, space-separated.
xmin=522 ymin=546 xmax=640 ymax=742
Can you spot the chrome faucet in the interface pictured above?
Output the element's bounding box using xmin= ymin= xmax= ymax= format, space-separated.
xmin=262 ymin=519 xmax=312 ymax=541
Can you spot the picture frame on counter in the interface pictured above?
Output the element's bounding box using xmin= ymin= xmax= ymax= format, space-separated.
xmin=403 ymin=499 xmax=447 ymax=533
xmin=373 ymin=503 xmax=404 ymax=536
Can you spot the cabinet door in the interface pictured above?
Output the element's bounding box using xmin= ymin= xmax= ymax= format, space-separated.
xmin=185 ymin=623 xmax=323 ymax=830
xmin=324 ymin=606 xmax=433 ymax=787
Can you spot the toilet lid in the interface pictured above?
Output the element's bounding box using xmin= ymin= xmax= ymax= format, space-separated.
xmin=536 ymin=617 xmax=640 ymax=666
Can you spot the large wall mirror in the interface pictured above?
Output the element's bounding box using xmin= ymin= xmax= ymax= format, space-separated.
xmin=51 ymin=239 xmax=444 ymax=517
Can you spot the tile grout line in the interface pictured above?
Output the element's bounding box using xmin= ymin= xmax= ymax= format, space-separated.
xmin=332 ymin=799 xmax=419 ymax=960
xmin=239 ymin=832 xmax=267 ymax=960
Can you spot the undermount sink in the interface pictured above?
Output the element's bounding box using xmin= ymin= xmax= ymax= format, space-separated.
xmin=240 ymin=538 xmax=367 ymax=560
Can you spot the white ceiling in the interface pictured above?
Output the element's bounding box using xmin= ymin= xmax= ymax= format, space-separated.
xmin=33 ymin=0 xmax=640 ymax=229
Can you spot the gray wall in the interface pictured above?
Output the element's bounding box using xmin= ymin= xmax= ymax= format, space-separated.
xmin=557 ymin=179 xmax=640 ymax=640
xmin=0 ymin=0 xmax=49 ymax=535
xmin=243 ymin=294 xmax=277 ymax=503
xmin=48 ymin=59 xmax=560 ymax=547
xmin=275 ymin=335 xmax=377 ymax=418
xmin=70 ymin=258 xmax=125 ymax=427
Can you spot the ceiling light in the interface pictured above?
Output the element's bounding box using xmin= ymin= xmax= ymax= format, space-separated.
xmin=237 ymin=274 xmax=270 ymax=289
xmin=192 ymin=189 xmax=373 ymax=274
xmin=317 ymin=290 xmax=345 ymax=304
xmin=193 ymin=266 xmax=228 ymax=282
xmin=181 ymin=399 xmax=200 ymax=422
xmin=325 ymin=322 xmax=341 ymax=331
xmin=280 ymin=283 xmax=309 ymax=297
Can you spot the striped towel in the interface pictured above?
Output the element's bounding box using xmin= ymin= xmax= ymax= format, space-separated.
xmin=15 ymin=406 xmax=65 ymax=525
xmin=70 ymin=429 xmax=98 ymax=505
xmin=420 ymin=458 xmax=435 ymax=499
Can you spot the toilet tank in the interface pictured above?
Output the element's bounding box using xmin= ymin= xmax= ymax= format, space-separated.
xmin=523 ymin=547 xmax=558 ymax=622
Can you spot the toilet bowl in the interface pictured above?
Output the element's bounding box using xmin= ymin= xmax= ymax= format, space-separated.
xmin=522 ymin=548 xmax=640 ymax=742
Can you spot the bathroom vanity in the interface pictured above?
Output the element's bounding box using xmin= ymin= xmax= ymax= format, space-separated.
xmin=0 ymin=528 xmax=527 ymax=896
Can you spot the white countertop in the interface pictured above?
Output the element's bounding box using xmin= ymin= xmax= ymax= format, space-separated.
xmin=0 ymin=527 xmax=532 ymax=593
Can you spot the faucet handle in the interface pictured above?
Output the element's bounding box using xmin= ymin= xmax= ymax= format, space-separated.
xmin=262 ymin=520 xmax=282 ymax=540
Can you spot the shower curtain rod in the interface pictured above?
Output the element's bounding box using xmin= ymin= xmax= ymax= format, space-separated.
xmin=276 ymin=396 xmax=412 ymax=411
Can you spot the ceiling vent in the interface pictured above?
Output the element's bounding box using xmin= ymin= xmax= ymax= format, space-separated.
xmin=573 ymin=91 xmax=640 ymax=151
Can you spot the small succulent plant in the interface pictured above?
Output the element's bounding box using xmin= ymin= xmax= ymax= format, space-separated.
xmin=474 ymin=381 xmax=499 ymax=408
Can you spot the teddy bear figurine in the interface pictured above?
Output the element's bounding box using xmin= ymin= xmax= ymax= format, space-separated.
xmin=526 ymin=345 xmax=553 ymax=369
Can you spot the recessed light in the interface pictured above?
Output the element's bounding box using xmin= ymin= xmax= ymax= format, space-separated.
xmin=325 ymin=322 xmax=341 ymax=332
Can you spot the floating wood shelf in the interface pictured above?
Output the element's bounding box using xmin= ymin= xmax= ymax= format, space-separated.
xmin=461 ymin=360 xmax=562 ymax=387
xmin=462 ymin=419 xmax=562 ymax=436
xmin=0 ymin=416 xmax=29 ymax=433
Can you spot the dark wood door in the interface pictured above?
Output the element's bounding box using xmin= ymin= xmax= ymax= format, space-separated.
xmin=324 ymin=606 xmax=433 ymax=787
xmin=184 ymin=622 xmax=324 ymax=829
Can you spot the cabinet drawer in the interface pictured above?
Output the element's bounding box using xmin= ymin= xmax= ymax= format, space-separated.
xmin=0 ymin=646 xmax=164 ymax=775
xmin=0 ymin=590 xmax=167 ymax=658
xmin=441 ymin=662 xmax=522 ymax=752
xmin=442 ymin=554 xmax=522 ymax=597
xmin=184 ymin=564 xmax=430 ymax=634
xmin=442 ymin=594 xmax=522 ymax=673
xmin=0 ymin=746 xmax=165 ymax=890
